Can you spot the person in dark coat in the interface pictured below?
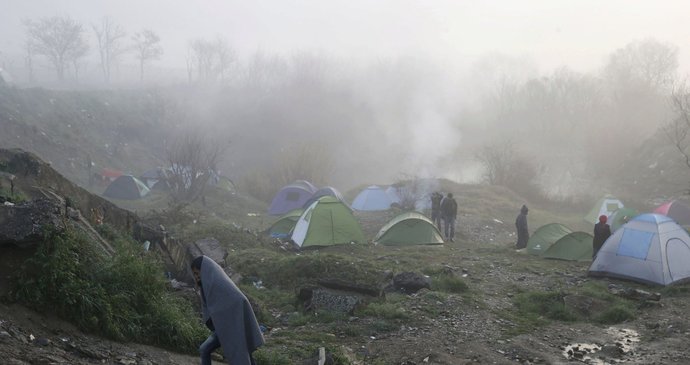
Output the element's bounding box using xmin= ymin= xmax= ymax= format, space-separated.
xmin=441 ymin=193 xmax=458 ymax=242
xmin=430 ymin=192 xmax=443 ymax=229
xmin=593 ymin=215 xmax=611 ymax=258
xmin=515 ymin=205 xmax=529 ymax=249
xmin=191 ymin=256 xmax=264 ymax=365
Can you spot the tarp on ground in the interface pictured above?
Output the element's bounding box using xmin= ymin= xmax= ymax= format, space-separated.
xmin=542 ymin=231 xmax=594 ymax=261
xmin=527 ymin=223 xmax=573 ymax=256
xmin=589 ymin=213 xmax=690 ymax=286
xmin=374 ymin=211 xmax=444 ymax=246
xmin=291 ymin=196 xmax=365 ymax=248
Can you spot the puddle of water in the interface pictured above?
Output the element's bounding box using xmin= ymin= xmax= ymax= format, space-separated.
xmin=605 ymin=327 xmax=640 ymax=355
xmin=562 ymin=327 xmax=640 ymax=364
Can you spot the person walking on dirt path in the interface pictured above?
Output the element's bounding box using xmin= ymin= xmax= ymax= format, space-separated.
xmin=191 ymin=256 xmax=264 ymax=365
xmin=441 ymin=192 xmax=458 ymax=242
xmin=430 ymin=192 xmax=443 ymax=229
xmin=592 ymin=215 xmax=611 ymax=258
xmin=515 ymin=205 xmax=529 ymax=249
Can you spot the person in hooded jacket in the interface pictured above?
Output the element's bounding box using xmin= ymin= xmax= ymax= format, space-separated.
xmin=515 ymin=205 xmax=529 ymax=249
xmin=191 ymin=256 xmax=264 ymax=365
xmin=592 ymin=215 xmax=611 ymax=258
xmin=441 ymin=193 xmax=458 ymax=242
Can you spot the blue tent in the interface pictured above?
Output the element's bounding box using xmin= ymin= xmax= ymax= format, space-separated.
xmin=589 ymin=214 xmax=690 ymax=286
xmin=303 ymin=186 xmax=349 ymax=209
xmin=352 ymin=185 xmax=394 ymax=211
xmin=268 ymin=180 xmax=317 ymax=215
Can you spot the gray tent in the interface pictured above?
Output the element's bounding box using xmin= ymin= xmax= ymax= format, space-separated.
xmin=103 ymin=175 xmax=150 ymax=200
xmin=589 ymin=214 xmax=690 ymax=286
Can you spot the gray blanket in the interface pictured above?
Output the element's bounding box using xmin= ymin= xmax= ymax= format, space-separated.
xmin=199 ymin=256 xmax=264 ymax=365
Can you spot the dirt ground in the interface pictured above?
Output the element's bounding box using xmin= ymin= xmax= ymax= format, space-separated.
xmin=2 ymin=213 xmax=690 ymax=365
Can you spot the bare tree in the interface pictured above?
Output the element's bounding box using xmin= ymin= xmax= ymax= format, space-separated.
xmin=605 ymin=39 xmax=679 ymax=91
xmin=188 ymin=37 xmax=235 ymax=82
xmin=277 ymin=143 xmax=334 ymax=187
xmin=164 ymin=133 xmax=227 ymax=204
xmin=665 ymin=84 xmax=690 ymax=171
xmin=24 ymin=16 xmax=89 ymax=81
xmin=131 ymin=29 xmax=162 ymax=81
xmin=92 ymin=17 xmax=127 ymax=83
xmin=24 ymin=40 xmax=34 ymax=83
xmin=475 ymin=139 xmax=540 ymax=198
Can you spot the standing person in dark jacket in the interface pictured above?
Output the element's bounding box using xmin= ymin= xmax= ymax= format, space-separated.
xmin=430 ymin=192 xmax=443 ymax=229
xmin=441 ymin=193 xmax=458 ymax=242
xmin=515 ymin=205 xmax=529 ymax=249
xmin=593 ymin=215 xmax=611 ymax=258
xmin=191 ymin=256 xmax=264 ymax=365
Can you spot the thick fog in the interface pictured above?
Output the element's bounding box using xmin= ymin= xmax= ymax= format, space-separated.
xmin=2 ymin=1 xmax=690 ymax=199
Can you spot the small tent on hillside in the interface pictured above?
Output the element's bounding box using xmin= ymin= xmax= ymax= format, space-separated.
xmin=584 ymin=195 xmax=624 ymax=224
xmin=374 ymin=212 xmax=444 ymax=246
xmin=654 ymin=200 xmax=690 ymax=226
xmin=103 ymin=175 xmax=150 ymax=200
xmin=268 ymin=180 xmax=317 ymax=215
xmin=608 ymin=208 xmax=639 ymax=232
xmin=542 ymin=231 xmax=594 ymax=261
xmin=526 ymin=223 xmax=573 ymax=256
xmin=352 ymin=185 xmax=393 ymax=211
xmin=266 ymin=209 xmax=303 ymax=239
xmin=589 ymin=214 xmax=690 ymax=286
xmin=291 ymin=196 xmax=365 ymax=248
xmin=303 ymin=186 xmax=349 ymax=209
xmin=95 ymin=168 xmax=123 ymax=186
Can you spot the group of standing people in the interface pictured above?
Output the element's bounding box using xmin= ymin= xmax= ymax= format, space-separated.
xmin=514 ymin=204 xmax=612 ymax=259
xmin=431 ymin=192 xmax=457 ymax=242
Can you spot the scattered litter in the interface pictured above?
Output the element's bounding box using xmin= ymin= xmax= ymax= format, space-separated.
xmin=247 ymin=213 xmax=260 ymax=217
xmin=492 ymin=218 xmax=504 ymax=224
xmin=3 ymin=202 xmax=14 ymax=206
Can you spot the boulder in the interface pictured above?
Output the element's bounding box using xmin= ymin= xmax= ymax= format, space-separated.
xmin=389 ymin=272 xmax=431 ymax=294
xmin=0 ymin=198 xmax=64 ymax=248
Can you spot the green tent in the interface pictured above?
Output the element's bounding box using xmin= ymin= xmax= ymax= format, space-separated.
xmin=584 ymin=195 xmax=624 ymax=224
xmin=266 ymin=209 xmax=304 ymax=238
xmin=527 ymin=223 xmax=572 ymax=256
xmin=291 ymin=196 xmax=365 ymax=248
xmin=374 ymin=212 xmax=444 ymax=246
xmin=608 ymin=207 xmax=638 ymax=232
xmin=542 ymin=231 xmax=593 ymax=261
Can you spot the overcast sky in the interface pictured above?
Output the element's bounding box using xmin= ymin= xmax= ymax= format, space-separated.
xmin=2 ymin=0 xmax=690 ymax=74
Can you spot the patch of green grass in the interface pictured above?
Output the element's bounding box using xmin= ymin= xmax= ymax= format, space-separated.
xmin=513 ymin=291 xmax=577 ymax=322
xmin=254 ymin=348 xmax=293 ymax=365
xmin=12 ymin=227 xmax=206 ymax=353
xmin=432 ymin=274 xmax=469 ymax=293
xmin=286 ymin=311 xmax=348 ymax=327
xmin=594 ymin=304 xmax=635 ymax=324
xmin=660 ymin=283 xmax=690 ymax=297
xmin=357 ymin=301 xmax=409 ymax=320
xmin=370 ymin=319 xmax=399 ymax=333
xmin=231 ymin=249 xmax=384 ymax=289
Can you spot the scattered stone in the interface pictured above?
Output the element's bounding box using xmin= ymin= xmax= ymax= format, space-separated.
xmin=33 ymin=337 xmax=51 ymax=346
xmin=608 ymin=285 xmax=661 ymax=301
